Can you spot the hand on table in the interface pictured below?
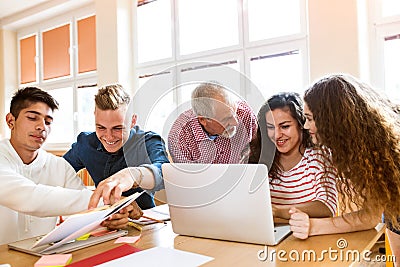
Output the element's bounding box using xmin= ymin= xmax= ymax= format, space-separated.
xmin=129 ymin=201 xmax=143 ymax=220
xmin=289 ymin=207 xmax=311 ymax=239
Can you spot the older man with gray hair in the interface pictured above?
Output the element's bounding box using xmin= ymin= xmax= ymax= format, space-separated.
xmin=168 ymin=82 xmax=257 ymax=163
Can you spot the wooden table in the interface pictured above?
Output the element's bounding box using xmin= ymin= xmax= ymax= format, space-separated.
xmin=0 ymin=222 xmax=385 ymax=267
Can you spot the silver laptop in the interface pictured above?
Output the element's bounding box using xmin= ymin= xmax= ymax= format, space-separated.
xmin=162 ymin=163 xmax=291 ymax=245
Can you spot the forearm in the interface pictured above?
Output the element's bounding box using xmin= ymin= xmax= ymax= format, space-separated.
xmin=309 ymin=210 xmax=381 ymax=236
xmin=275 ymin=201 xmax=333 ymax=219
xmin=274 ymin=217 xmax=289 ymax=224
xmin=129 ymin=164 xmax=168 ymax=192
xmin=0 ymin=169 xmax=92 ymax=216
xmin=144 ymin=136 xmax=169 ymax=190
xmin=3 ymin=183 xmax=92 ymax=217
xmin=131 ymin=166 xmax=155 ymax=190
xmin=141 ymin=164 xmax=165 ymax=191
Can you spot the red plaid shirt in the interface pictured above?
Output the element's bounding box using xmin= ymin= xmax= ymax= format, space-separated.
xmin=168 ymin=101 xmax=257 ymax=163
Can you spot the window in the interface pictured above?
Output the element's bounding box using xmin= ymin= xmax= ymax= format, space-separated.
xmin=177 ymin=0 xmax=239 ymax=55
xmin=42 ymin=24 xmax=71 ymax=80
xmin=19 ymin=35 xmax=37 ymax=84
xmin=42 ymin=84 xmax=97 ymax=148
xmin=77 ymin=16 xmax=97 ymax=73
xmin=369 ymin=1 xmax=400 ymax=103
xmin=383 ymin=35 xmax=400 ymax=102
xmin=247 ymin=0 xmax=302 ymax=42
xmin=249 ymin=50 xmax=303 ymax=99
xmin=381 ymin=0 xmax=400 ymax=18
xmin=137 ymin=66 xmax=174 ymax=137
xmin=18 ymin=11 xmax=97 ymax=148
xmin=137 ymin=0 xmax=172 ymax=63
xmin=136 ymin=0 xmax=308 ymax=139
xmin=47 ymin=87 xmax=74 ymax=143
xmin=76 ymin=85 xmax=97 ymax=132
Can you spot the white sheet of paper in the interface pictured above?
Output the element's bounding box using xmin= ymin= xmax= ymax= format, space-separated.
xmin=40 ymin=219 xmax=103 ymax=253
xmin=34 ymin=209 xmax=109 ymax=248
xmin=94 ymin=247 xmax=214 ymax=267
xmin=130 ymin=204 xmax=170 ymax=225
xmin=150 ymin=203 xmax=170 ymax=215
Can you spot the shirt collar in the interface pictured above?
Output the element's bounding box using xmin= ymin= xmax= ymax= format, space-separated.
xmin=208 ymin=134 xmax=218 ymax=140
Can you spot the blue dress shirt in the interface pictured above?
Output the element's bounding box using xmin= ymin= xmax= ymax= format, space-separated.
xmin=63 ymin=125 xmax=169 ymax=209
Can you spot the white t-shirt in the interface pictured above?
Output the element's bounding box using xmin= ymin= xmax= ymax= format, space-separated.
xmin=0 ymin=139 xmax=93 ymax=244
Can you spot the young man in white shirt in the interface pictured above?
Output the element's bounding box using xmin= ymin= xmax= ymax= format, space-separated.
xmin=0 ymin=87 xmax=135 ymax=245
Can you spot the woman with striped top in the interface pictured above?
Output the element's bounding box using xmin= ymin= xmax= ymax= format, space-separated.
xmin=249 ymin=92 xmax=338 ymax=220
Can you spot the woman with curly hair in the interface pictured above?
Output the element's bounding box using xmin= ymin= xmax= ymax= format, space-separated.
xmin=249 ymin=92 xmax=338 ymax=220
xmin=289 ymin=74 xmax=400 ymax=261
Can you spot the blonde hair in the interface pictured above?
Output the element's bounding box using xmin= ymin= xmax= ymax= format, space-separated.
xmin=94 ymin=84 xmax=130 ymax=110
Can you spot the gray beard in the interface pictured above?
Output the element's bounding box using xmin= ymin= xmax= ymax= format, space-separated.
xmin=220 ymin=126 xmax=237 ymax=138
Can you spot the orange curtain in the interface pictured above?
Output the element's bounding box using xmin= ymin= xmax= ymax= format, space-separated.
xmin=20 ymin=35 xmax=36 ymax=84
xmin=77 ymin=15 xmax=96 ymax=73
xmin=42 ymin=24 xmax=71 ymax=80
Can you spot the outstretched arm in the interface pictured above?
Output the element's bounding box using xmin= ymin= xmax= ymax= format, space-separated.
xmin=288 ymin=207 xmax=381 ymax=239
xmin=273 ymin=200 xmax=333 ymax=220
xmin=88 ymin=167 xmax=155 ymax=208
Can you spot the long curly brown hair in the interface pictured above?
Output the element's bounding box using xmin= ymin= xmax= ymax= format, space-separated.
xmin=304 ymin=74 xmax=400 ymax=229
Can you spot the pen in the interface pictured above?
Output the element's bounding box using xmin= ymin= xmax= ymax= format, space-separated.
xmin=128 ymin=221 xmax=143 ymax=231
xmin=142 ymin=215 xmax=167 ymax=224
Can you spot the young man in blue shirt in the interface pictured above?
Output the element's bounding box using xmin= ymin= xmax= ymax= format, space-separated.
xmin=64 ymin=84 xmax=169 ymax=210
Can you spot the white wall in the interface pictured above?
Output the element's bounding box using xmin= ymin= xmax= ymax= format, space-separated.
xmin=95 ymin=0 xmax=136 ymax=94
xmin=0 ymin=29 xmax=17 ymax=139
xmin=308 ymin=0 xmax=360 ymax=82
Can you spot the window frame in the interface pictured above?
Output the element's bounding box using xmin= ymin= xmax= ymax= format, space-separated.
xmin=135 ymin=0 xmax=309 ymax=140
xmin=368 ymin=0 xmax=400 ymax=98
xmin=16 ymin=5 xmax=97 ymax=150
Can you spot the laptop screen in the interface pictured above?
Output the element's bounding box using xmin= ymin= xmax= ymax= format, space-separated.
xmin=162 ymin=163 xmax=291 ymax=245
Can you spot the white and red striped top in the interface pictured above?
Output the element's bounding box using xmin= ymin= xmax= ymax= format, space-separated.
xmin=269 ymin=147 xmax=338 ymax=215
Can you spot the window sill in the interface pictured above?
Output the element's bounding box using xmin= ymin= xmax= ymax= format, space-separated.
xmin=43 ymin=143 xmax=71 ymax=156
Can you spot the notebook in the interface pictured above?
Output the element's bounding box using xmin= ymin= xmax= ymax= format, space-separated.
xmin=32 ymin=191 xmax=142 ymax=253
xmin=162 ymin=163 xmax=291 ymax=245
xmin=8 ymin=230 xmax=128 ymax=256
xmin=8 ymin=192 xmax=142 ymax=256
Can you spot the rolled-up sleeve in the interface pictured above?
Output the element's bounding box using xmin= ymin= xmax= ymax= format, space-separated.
xmin=143 ymin=133 xmax=169 ymax=192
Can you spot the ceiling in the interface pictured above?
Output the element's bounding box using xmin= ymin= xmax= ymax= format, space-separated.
xmin=0 ymin=0 xmax=51 ymax=19
xmin=0 ymin=0 xmax=93 ymax=30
